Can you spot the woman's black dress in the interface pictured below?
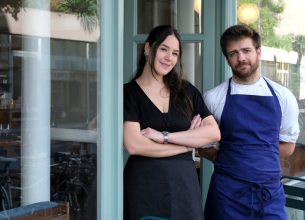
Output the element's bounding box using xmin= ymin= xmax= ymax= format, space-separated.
xmin=124 ymin=80 xmax=211 ymax=220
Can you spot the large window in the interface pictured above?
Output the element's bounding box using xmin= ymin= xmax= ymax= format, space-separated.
xmin=0 ymin=1 xmax=100 ymax=219
xmin=237 ymin=0 xmax=305 ymax=219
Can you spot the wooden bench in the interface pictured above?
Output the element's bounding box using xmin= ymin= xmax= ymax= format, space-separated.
xmin=0 ymin=201 xmax=69 ymax=220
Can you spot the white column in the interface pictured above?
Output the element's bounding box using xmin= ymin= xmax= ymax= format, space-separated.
xmin=177 ymin=0 xmax=195 ymax=84
xmin=171 ymin=0 xmax=178 ymax=29
xmin=21 ymin=7 xmax=51 ymax=206
xmin=153 ymin=0 xmax=159 ymax=27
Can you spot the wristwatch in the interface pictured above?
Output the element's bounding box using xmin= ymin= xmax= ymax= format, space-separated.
xmin=162 ymin=131 xmax=169 ymax=144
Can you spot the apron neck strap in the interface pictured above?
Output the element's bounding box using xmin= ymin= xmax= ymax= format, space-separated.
xmin=262 ymin=77 xmax=277 ymax=97
xmin=227 ymin=76 xmax=276 ymax=97
xmin=227 ymin=77 xmax=232 ymax=95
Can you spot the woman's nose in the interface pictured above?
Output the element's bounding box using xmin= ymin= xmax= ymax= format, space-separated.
xmin=165 ymin=52 xmax=172 ymax=60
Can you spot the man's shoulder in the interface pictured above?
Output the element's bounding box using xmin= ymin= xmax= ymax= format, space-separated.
xmin=263 ymin=77 xmax=296 ymax=101
xmin=203 ymin=78 xmax=229 ymax=112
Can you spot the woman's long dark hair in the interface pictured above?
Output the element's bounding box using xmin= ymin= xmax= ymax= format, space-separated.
xmin=132 ymin=25 xmax=193 ymax=123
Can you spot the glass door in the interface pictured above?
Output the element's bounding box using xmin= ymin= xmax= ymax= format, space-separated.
xmin=124 ymin=0 xmax=216 ymax=207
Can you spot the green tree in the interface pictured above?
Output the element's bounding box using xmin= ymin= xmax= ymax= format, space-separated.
xmin=291 ymin=35 xmax=305 ymax=56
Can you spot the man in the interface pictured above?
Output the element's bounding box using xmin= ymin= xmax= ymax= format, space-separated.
xmin=198 ymin=25 xmax=299 ymax=220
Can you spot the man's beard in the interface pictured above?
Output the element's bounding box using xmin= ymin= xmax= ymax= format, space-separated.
xmin=231 ymin=58 xmax=259 ymax=80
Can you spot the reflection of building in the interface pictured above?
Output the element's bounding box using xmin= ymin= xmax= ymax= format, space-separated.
xmin=272 ymin=0 xmax=305 ymax=101
xmin=0 ymin=8 xmax=100 ymax=41
xmin=260 ymin=46 xmax=302 ymax=98
xmin=1 ymin=9 xmax=99 ymax=128
xmin=0 ymin=6 xmax=99 ymax=218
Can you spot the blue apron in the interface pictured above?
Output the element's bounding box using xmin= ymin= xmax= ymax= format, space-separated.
xmin=204 ymin=77 xmax=288 ymax=220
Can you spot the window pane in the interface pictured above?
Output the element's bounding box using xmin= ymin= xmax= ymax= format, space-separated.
xmin=137 ymin=0 xmax=201 ymax=34
xmin=51 ymin=40 xmax=97 ymax=129
xmin=0 ymin=0 xmax=100 ymax=219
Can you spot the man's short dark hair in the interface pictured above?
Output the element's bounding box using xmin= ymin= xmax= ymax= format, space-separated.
xmin=220 ymin=25 xmax=261 ymax=58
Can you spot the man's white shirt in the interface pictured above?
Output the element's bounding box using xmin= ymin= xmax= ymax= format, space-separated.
xmin=202 ymin=75 xmax=300 ymax=148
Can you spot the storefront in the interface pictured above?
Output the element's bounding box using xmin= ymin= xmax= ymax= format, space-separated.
xmin=0 ymin=0 xmax=304 ymax=219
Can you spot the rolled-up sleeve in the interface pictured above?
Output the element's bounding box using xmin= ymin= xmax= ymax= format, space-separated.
xmin=279 ymin=89 xmax=300 ymax=143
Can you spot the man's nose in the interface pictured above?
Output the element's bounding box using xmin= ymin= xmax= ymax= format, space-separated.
xmin=237 ymin=53 xmax=246 ymax=62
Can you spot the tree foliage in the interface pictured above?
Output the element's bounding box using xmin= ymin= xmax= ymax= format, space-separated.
xmin=57 ymin=0 xmax=99 ymax=31
xmin=0 ymin=0 xmax=23 ymax=21
xmin=237 ymin=0 xmax=284 ymax=45
xmin=291 ymin=35 xmax=305 ymax=56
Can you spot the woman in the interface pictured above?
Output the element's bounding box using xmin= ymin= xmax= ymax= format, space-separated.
xmin=124 ymin=25 xmax=220 ymax=220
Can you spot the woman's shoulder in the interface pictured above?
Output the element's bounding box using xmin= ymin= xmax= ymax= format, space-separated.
xmin=124 ymin=80 xmax=135 ymax=89
xmin=124 ymin=80 xmax=143 ymax=106
xmin=124 ymin=80 xmax=137 ymax=94
xmin=181 ymin=79 xmax=201 ymax=96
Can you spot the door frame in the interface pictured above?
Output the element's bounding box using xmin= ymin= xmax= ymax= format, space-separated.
xmin=99 ymin=0 xmax=124 ymax=219
xmin=123 ymin=0 xmax=218 ymax=208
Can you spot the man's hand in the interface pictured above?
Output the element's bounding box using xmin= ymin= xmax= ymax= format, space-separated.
xmin=198 ymin=146 xmax=219 ymax=163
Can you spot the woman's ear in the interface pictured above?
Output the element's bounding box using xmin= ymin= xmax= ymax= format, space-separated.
xmin=144 ymin=42 xmax=150 ymax=57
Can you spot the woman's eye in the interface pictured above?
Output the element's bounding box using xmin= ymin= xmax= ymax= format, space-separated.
xmin=173 ymin=53 xmax=178 ymax=56
xmin=161 ymin=48 xmax=166 ymax=51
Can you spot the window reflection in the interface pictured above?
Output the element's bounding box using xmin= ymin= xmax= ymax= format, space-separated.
xmin=50 ymin=40 xmax=98 ymax=130
xmin=0 ymin=0 xmax=99 ymax=219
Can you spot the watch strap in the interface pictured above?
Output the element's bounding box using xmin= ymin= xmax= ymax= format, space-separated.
xmin=162 ymin=131 xmax=169 ymax=144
